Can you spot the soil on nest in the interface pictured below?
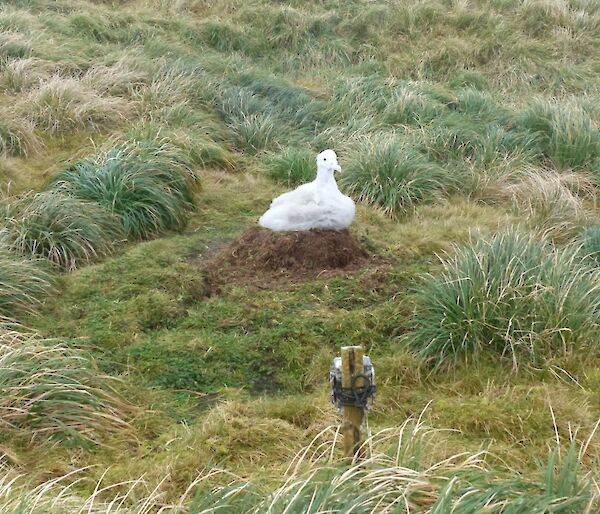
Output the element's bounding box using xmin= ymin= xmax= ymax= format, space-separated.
xmin=201 ymin=227 xmax=371 ymax=292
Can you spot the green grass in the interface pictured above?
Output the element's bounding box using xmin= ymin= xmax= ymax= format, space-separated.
xmin=340 ymin=136 xmax=452 ymax=216
xmin=53 ymin=137 xmax=198 ymax=239
xmin=0 ymin=30 xmax=31 ymax=59
xmin=0 ymin=247 xmax=53 ymax=317
xmin=0 ymin=321 xmax=133 ymax=446
xmin=518 ymin=98 xmax=600 ymax=171
xmin=0 ymin=420 xmax=597 ymax=512
xmin=409 ymin=230 xmax=600 ymax=368
xmin=231 ymin=112 xmax=277 ymax=153
xmin=29 ymin=225 xmax=402 ymax=393
xmin=1 ymin=190 xmax=123 ymax=269
xmin=262 ymin=147 xmax=315 ymax=187
xmin=579 ymin=224 xmax=600 ymax=263
xmin=382 ymin=82 xmax=446 ymax=126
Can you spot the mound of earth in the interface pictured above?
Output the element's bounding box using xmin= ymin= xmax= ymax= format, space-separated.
xmin=201 ymin=227 xmax=370 ymax=291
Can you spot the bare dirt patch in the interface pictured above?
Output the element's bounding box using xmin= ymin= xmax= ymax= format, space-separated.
xmin=198 ymin=227 xmax=372 ymax=293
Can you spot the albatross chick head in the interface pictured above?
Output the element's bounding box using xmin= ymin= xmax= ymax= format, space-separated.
xmin=317 ymin=149 xmax=341 ymax=173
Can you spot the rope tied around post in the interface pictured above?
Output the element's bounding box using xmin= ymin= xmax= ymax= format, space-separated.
xmin=330 ymin=347 xmax=376 ymax=459
xmin=331 ymin=371 xmax=376 ymax=410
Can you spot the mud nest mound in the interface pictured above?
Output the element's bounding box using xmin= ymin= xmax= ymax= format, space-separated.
xmin=202 ymin=227 xmax=370 ymax=291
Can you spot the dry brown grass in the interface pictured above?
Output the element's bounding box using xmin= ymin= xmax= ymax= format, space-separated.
xmin=506 ymin=169 xmax=595 ymax=240
xmin=0 ymin=57 xmax=54 ymax=94
xmin=24 ymin=75 xmax=134 ymax=134
xmin=0 ymin=111 xmax=43 ymax=157
xmin=0 ymin=321 xmax=136 ymax=445
xmin=82 ymin=60 xmax=149 ymax=97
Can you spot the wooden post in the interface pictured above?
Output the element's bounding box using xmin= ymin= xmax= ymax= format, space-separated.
xmin=341 ymin=345 xmax=365 ymax=459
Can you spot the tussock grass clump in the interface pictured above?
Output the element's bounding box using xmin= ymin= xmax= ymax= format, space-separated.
xmin=162 ymin=129 xmax=236 ymax=170
xmin=149 ymin=0 xmax=207 ymax=14
xmin=263 ymin=147 xmax=314 ymax=186
xmin=410 ymin=231 xmax=600 ymax=367
xmin=66 ymin=12 xmax=110 ymax=42
xmin=197 ymin=426 xmax=597 ymax=513
xmin=2 ymin=190 xmax=123 ymax=270
xmin=66 ymin=11 xmax=152 ymax=45
xmin=457 ymin=159 xmax=529 ymax=202
xmin=25 ymin=76 xmax=133 ymax=134
xmin=519 ymin=0 xmax=580 ymax=36
xmin=0 ymin=322 xmax=132 ymax=445
xmin=0 ymin=31 xmax=31 ymax=59
xmin=519 ymin=99 xmax=600 ymax=170
xmin=136 ymin=68 xmax=198 ymax=114
xmin=82 ymin=60 xmax=149 ymax=97
xmin=212 ymin=79 xmax=310 ymax=149
xmin=0 ymin=57 xmax=52 ymax=93
xmin=425 ymin=115 xmax=536 ymax=168
xmin=213 ymin=84 xmax=268 ymax=122
xmin=241 ymin=5 xmax=313 ymax=49
xmin=0 ymin=114 xmax=42 ymax=157
xmin=383 ymin=84 xmax=445 ymax=126
xmin=184 ymin=137 xmax=235 ymax=170
xmin=198 ymin=19 xmax=248 ymax=53
xmin=340 ymin=136 xmax=451 ymax=216
xmin=54 ymin=138 xmax=197 ymax=240
xmin=124 ymin=121 xmax=235 ymax=170
xmin=0 ymin=248 xmax=53 ymax=317
xmin=578 ymin=225 xmax=600 ymax=263
xmin=448 ymin=70 xmax=489 ymax=90
xmin=231 ymin=70 xmax=321 ymax=130
xmin=451 ymin=88 xmax=507 ymax=121
xmin=506 ymin=169 xmax=594 ymax=241
xmin=325 ymin=76 xmax=391 ymax=124
xmin=230 ymin=112 xmax=277 ymax=153
xmin=154 ymin=102 xmax=205 ymax=128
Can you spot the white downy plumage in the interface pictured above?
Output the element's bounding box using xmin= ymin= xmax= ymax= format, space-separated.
xmin=259 ymin=149 xmax=355 ymax=231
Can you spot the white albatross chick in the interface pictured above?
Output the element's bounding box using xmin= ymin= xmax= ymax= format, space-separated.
xmin=259 ymin=149 xmax=355 ymax=231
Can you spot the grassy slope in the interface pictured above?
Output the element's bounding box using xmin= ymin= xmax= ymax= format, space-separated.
xmin=28 ymin=172 xmax=600 ymax=477
xmin=1 ymin=0 xmax=600 ymax=509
